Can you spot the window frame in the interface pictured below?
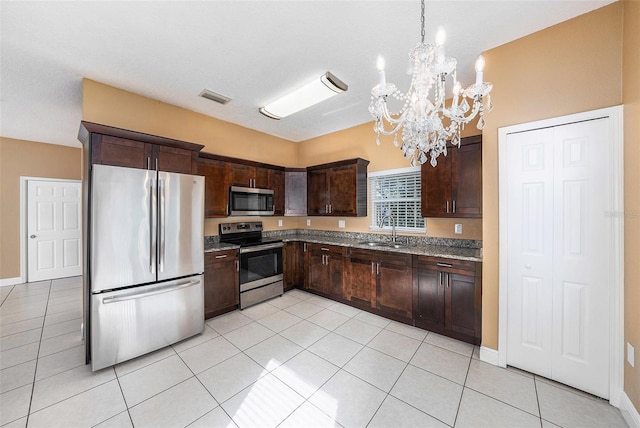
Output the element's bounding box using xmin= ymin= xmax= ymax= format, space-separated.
xmin=369 ymin=166 xmax=426 ymax=234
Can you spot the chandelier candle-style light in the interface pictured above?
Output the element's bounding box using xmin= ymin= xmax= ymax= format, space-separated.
xmin=369 ymin=0 xmax=493 ymax=167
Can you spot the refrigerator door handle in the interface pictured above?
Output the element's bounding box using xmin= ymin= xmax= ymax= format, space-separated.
xmin=159 ymin=178 xmax=166 ymax=273
xmin=102 ymin=279 xmax=201 ymax=304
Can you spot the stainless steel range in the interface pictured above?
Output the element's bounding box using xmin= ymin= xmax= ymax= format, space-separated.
xmin=219 ymin=222 xmax=283 ymax=309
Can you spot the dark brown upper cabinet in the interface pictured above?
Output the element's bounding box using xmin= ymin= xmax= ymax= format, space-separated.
xmin=197 ymin=154 xmax=229 ymax=218
xmin=79 ymin=121 xmax=203 ymax=175
xmin=421 ymin=135 xmax=482 ymax=218
xmin=307 ymin=158 xmax=369 ymax=217
xmin=229 ymin=163 xmax=270 ymax=189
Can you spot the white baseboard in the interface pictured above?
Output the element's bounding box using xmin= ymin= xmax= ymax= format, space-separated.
xmin=480 ymin=346 xmax=499 ymax=366
xmin=620 ymin=391 xmax=640 ymax=428
xmin=0 ymin=277 xmax=23 ymax=287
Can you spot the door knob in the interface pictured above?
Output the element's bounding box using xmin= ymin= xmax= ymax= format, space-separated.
xmin=30 ymin=235 xmax=36 ymax=239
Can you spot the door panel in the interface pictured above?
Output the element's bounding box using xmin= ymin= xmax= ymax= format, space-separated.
xmin=157 ymin=172 xmax=204 ymax=281
xmin=28 ymin=180 xmax=82 ymax=281
xmin=506 ymin=128 xmax=554 ymax=378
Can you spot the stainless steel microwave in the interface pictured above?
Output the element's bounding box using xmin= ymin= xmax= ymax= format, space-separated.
xmin=229 ymin=186 xmax=275 ymax=216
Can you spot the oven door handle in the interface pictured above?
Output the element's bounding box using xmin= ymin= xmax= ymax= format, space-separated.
xmin=239 ymin=243 xmax=284 ymax=254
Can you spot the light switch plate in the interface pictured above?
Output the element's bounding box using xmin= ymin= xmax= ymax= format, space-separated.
xmin=278 ymin=219 xmax=283 ymax=227
xmin=306 ymin=219 xmax=311 ymax=226
xmin=454 ymin=223 xmax=463 ymax=234
xmin=338 ymin=220 xmax=346 ymax=228
xmin=628 ymin=342 xmax=635 ymax=367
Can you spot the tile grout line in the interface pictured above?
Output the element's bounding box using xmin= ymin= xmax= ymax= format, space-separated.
xmin=24 ymin=279 xmax=52 ymax=427
xmin=451 ymin=347 xmax=474 ymax=427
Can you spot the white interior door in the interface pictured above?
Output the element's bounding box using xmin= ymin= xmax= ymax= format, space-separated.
xmin=27 ymin=180 xmax=82 ymax=282
xmin=505 ymin=118 xmax=611 ymax=399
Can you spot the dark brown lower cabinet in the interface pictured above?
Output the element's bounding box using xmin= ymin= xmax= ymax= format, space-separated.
xmin=305 ymin=244 xmax=345 ymax=299
xmin=346 ymin=248 xmax=412 ymax=320
xmin=204 ymin=249 xmax=239 ymax=319
xmin=283 ymin=241 xmax=304 ymax=291
xmin=413 ymin=255 xmax=482 ymax=345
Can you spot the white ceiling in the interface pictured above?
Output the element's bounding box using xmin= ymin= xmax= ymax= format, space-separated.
xmin=1 ymin=1 xmax=615 ymax=148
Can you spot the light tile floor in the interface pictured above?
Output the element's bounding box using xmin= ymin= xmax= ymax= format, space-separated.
xmin=0 ymin=277 xmax=629 ymax=428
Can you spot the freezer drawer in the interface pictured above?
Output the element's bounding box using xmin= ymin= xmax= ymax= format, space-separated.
xmin=90 ymin=275 xmax=204 ymax=371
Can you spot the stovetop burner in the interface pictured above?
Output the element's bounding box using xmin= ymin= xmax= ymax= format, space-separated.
xmin=219 ymin=221 xmax=282 ymax=247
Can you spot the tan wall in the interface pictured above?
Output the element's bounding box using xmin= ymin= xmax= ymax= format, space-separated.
xmin=0 ymin=138 xmax=82 ymax=279
xmin=481 ymin=0 xmax=624 ymax=354
xmin=622 ymin=0 xmax=640 ymax=412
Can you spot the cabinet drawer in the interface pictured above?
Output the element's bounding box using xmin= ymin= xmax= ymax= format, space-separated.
xmin=206 ymin=249 xmax=238 ymax=261
xmin=414 ymin=255 xmax=477 ymax=274
xmin=308 ymin=243 xmax=345 ymax=256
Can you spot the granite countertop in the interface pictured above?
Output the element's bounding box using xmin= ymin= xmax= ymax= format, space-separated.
xmin=279 ymin=233 xmax=482 ymax=262
xmin=204 ymin=242 xmax=239 ymax=253
xmin=204 ymin=229 xmax=482 ymax=262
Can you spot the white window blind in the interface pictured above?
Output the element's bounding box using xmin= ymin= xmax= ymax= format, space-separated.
xmin=370 ymin=167 xmax=425 ymax=233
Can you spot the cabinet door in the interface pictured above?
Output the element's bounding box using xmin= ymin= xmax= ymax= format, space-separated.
xmin=283 ymin=241 xmax=300 ymax=290
xmin=92 ymin=135 xmax=152 ymax=169
xmin=346 ymin=256 xmax=375 ymax=306
xmin=451 ymin=143 xmax=482 ymax=217
xmin=270 ymin=169 xmax=285 ymax=215
xmin=421 ymin=156 xmax=452 ymax=217
xmin=377 ymin=254 xmax=412 ymax=318
xmin=254 ymin=167 xmax=270 ymax=188
xmin=229 ymin=163 xmax=252 ymax=187
xmin=307 ymin=169 xmax=329 ymax=215
xmin=307 ymin=251 xmax=326 ymax=294
xmin=414 ymin=268 xmax=445 ymax=328
xmin=446 ymin=272 xmax=477 ymax=337
xmin=204 ymin=251 xmax=239 ymax=319
xmin=198 ymin=159 xmax=229 ymax=218
xmin=329 ymin=165 xmax=357 ymax=215
xmin=154 ymin=145 xmax=194 ymax=174
xmin=326 ymin=254 xmax=345 ymax=299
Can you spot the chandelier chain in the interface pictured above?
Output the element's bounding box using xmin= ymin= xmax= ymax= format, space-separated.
xmin=420 ymin=0 xmax=425 ymax=44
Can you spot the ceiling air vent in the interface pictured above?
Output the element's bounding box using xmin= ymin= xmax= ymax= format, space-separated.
xmin=199 ymin=89 xmax=232 ymax=105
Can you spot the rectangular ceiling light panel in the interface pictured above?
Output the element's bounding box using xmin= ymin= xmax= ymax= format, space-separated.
xmin=260 ymin=72 xmax=347 ymax=120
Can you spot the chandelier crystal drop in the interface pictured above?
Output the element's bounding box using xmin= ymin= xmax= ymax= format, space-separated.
xmin=369 ymin=0 xmax=493 ymax=167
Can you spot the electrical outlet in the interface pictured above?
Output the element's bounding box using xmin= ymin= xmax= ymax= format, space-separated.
xmin=628 ymin=342 xmax=635 ymax=367
xmin=306 ymin=219 xmax=311 ymax=226
xmin=454 ymin=223 xmax=463 ymax=234
xmin=338 ymin=220 xmax=346 ymax=228
xmin=278 ymin=219 xmax=283 ymax=227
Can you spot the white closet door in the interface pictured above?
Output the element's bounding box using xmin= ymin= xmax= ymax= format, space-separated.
xmin=506 ymin=118 xmax=611 ymax=399
xmin=550 ymin=120 xmax=610 ymax=397
xmin=505 ymin=128 xmax=555 ymax=378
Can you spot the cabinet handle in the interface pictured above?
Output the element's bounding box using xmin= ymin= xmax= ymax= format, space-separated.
xmin=147 ymin=157 xmax=151 ymax=170
xmin=376 ymin=262 xmax=380 ymax=275
xmin=446 ymin=201 xmax=450 ymax=213
xmin=329 ymin=204 xmax=332 ymax=213
xmin=438 ymin=272 xmax=442 ymax=286
xmin=371 ymin=261 xmax=375 ymax=274
xmin=303 ymin=243 xmax=307 ymax=252
xmin=437 ymin=262 xmax=452 ymax=268
xmin=215 ymin=254 xmax=227 ymax=259
xmin=446 ymin=273 xmax=450 ymax=288
xmin=236 ymin=260 xmax=239 ymax=271
xmin=321 ymin=247 xmax=330 ymax=251
xmin=155 ymin=158 xmax=159 ymax=172
xmin=453 ymin=200 xmax=456 ymax=213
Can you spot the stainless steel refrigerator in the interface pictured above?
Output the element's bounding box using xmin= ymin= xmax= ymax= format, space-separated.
xmin=87 ymin=164 xmax=204 ymax=371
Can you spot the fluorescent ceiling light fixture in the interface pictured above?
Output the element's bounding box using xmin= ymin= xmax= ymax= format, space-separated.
xmin=260 ymin=72 xmax=348 ymax=120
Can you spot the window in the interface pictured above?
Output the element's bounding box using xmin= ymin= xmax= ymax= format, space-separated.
xmin=369 ymin=166 xmax=425 ymax=233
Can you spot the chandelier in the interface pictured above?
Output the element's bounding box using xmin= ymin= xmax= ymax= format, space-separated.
xmin=369 ymin=0 xmax=493 ymax=167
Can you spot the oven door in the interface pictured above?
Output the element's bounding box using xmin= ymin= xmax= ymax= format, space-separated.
xmin=239 ymin=243 xmax=283 ymax=291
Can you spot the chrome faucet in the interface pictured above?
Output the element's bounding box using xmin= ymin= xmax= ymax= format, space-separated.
xmin=379 ymin=211 xmax=397 ymax=243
